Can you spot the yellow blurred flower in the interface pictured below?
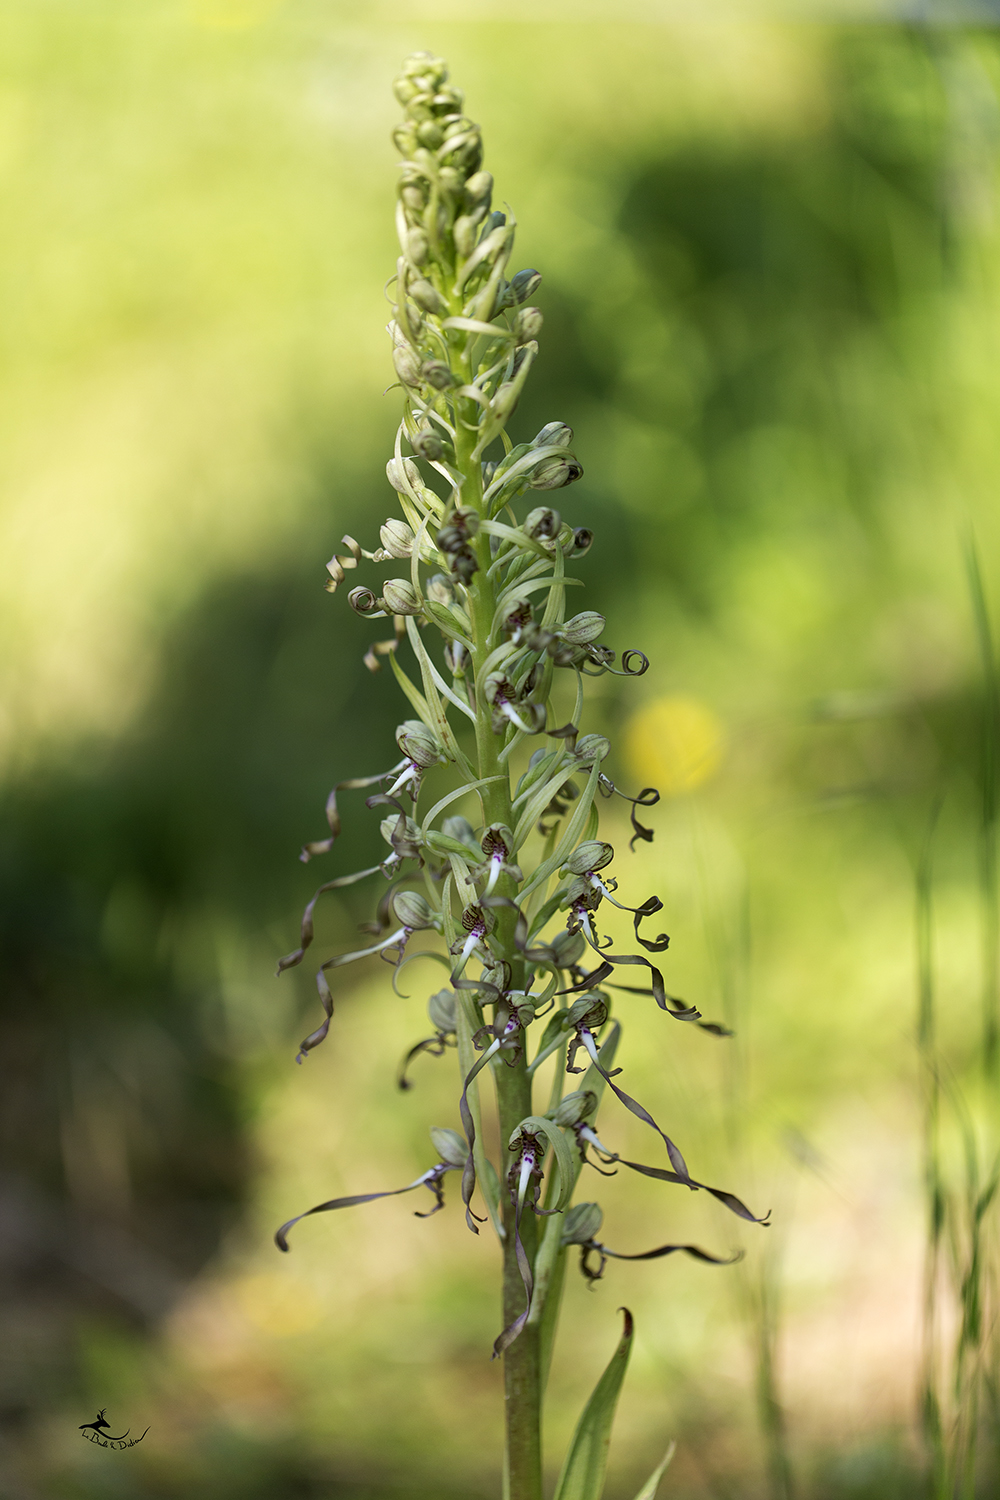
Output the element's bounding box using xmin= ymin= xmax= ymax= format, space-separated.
xmin=625 ymin=695 xmax=725 ymax=795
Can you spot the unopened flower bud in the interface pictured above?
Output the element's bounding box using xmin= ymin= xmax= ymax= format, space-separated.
xmin=550 ymin=927 xmax=586 ymax=967
xmin=432 ymin=85 xmax=464 ymax=112
xmin=436 ymin=508 xmax=479 ymax=550
xmin=438 ymin=166 xmax=464 ymax=195
xmin=393 ymin=77 xmax=421 ymax=107
xmin=416 ymin=119 xmax=444 ymax=149
xmin=553 ymin=1090 xmax=598 ymax=1127
xmin=567 ymin=993 xmax=609 ymax=1030
xmin=491 ymin=380 xmax=522 ymax=423
xmin=386 ymin=457 xmax=421 ymax=494
xmin=420 ymin=362 xmax=455 ymax=392
xmin=533 ymin=422 xmax=574 ymax=449
xmin=442 ymin=815 xmax=478 ymax=850
xmin=411 ymin=427 xmax=444 ymax=461
xmin=564 ymin=840 xmax=615 ymax=876
xmin=393 ymin=344 xmax=422 ymax=387
xmin=481 ymin=209 xmax=507 ymax=238
xmin=400 ymin=183 xmax=426 ymax=212
xmin=427 ymin=573 xmax=456 ymax=604
xmin=514 ymin=306 xmax=543 ymax=343
xmin=427 ymin=991 xmax=459 ymax=1035
xmin=380 ymin=519 xmax=415 ymax=558
xmin=348 ymin=586 xmax=383 ymax=617
xmin=464 ymin=170 xmax=493 ymax=205
xmin=567 ymin=527 xmax=593 ymax=557
xmin=392 ymin=890 xmax=435 ymax=929
xmin=379 ymin=814 xmax=421 ymax=854
xmin=528 ymin=455 xmax=583 ymax=491
xmin=381 ymin=578 xmax=423 ymax=615
xmin=409 ymin=279 xmax=446 ymax=315
xmin=562 ymin=1202 xmax=604 ymax=1245
xmin=404 ymin=227 xmax=429 ymax=265
xmin=562 ymin=611 xmax=605 ymax=645
xmin=574 ymin=734 xmax=610 ymax=763
xmin=508 ymin=268 xmax=542 ymax=304
xmin=429 ymin=1126 xmax=467 ymax=1168
xmin=524 ymin=506 xmax=561 ymax=540
xmin=396 ymin=719 xmax=443 ymax=767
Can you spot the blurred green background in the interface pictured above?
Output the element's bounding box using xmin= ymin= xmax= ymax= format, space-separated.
xmin=3 ymin=3 xmax=1000 ymax=1497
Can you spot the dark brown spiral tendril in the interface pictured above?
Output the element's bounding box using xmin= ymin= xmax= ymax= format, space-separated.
xmin=620 ymin=649 xmax=649 ymax=675
xmin=598 ymin=775 xmax=660 ymax=849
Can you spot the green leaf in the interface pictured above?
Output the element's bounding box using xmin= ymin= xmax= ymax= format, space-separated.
xmin=553 ymin=1308 xmax=634 ymax=1500
xmin=630 ymin=1443 xmax=676 ymax=1500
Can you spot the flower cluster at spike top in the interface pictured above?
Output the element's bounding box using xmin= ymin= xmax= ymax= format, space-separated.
xmin=275 ymin=52 xmax=766 ymax=1360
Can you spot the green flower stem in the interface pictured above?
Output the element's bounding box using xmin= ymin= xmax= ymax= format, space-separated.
xmin=454 ymin=398 xmax=543 ymax=1500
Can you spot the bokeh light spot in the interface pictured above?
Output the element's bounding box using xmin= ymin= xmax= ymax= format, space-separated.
xmin=625 ymin=694 xmax=725 ymax=795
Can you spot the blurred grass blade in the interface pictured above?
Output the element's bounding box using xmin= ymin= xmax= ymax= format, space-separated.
xmin=553 ymin=1308 xmax=634 ymax=1500
xmin=631 ymin=1441 xmax=676 ymax=1500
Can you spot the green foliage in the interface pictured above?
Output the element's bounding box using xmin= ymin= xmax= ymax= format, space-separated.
xmin=630 ymin=1444 xmax=677 ymax=1500
xmin=552 ymin=1309 xmax=634 ymax=1500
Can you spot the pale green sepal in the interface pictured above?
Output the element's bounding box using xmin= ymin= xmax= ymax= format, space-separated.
xmin=518 ymin=757 xmax=603 ymax=900
xmin=454 ymin=991 xmax=504 ymax=1241
xmin=553 ymin=1308 xmax=634 ymax=1500
xmin=630 ymin=1442 xmax=676 ymax=1500
xmin=509 ymin=1115 xmax=575 ymax=1211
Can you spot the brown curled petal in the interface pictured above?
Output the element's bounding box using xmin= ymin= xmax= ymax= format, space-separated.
xmin=560 ymin=956 xmax=701 ymax=1023
xmin=295 ymin=970 xmax=334 ymax=1063
xmin=324 ymin=534 xmax=363 ymax=593
xmin=300 ymin=769 xmax=404 ymax=864
xmin=348 ymin=586 xmax=387 ymax=618
xmin=396 ymin=1031 xmax=451 ymax=1090
xmin=294 ymin=928 xmax=406 ymax=1060
xmin=632 ymin=896 xmax=670 ymax=954
xmin=574 ymin=1028 xmax=694 ymax=1184
xmin=275 ymin=1164 xmax=458 ymax=1251
xmin=276 ymin=866 xmax=383 ymax=974
xmin=595 ymin=1238 xmax=742 ymax=1265
xmin=604 ymin=981 xmax=731 ymax=1036
xmin=365 ymin=632 xmax=401 ymax=673
xmin=615 ymin=1158 xmax=770 ymax=1225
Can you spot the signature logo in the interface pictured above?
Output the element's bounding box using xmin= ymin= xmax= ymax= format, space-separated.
xmin=78 ymin=1409 xmax=149 ymax=1449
